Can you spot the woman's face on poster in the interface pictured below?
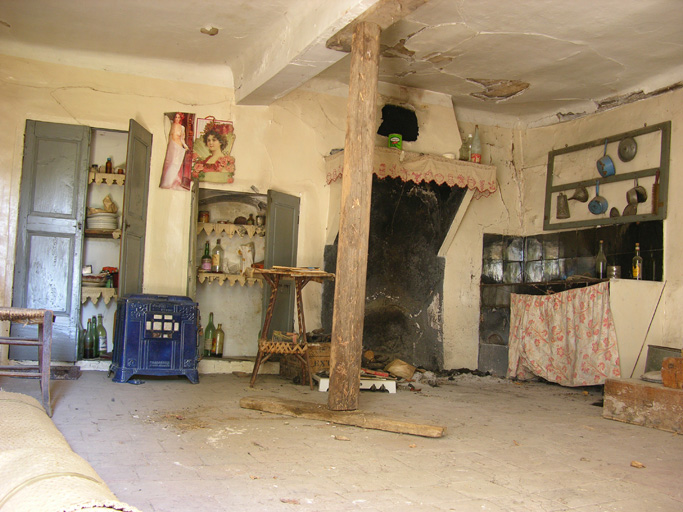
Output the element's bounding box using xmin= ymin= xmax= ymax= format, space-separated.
xmin=174 ymin=112 xmax=182 ymax=123
xmin=206 ymin=134 xmax=221 ymax=153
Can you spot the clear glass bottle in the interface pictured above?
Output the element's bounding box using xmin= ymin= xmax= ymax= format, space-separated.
xmin=470 ymin=126 xmax=481 ymax=163
xmin=204 ymin=312 xmax=215 ymax=357
xmin=596 ymin=240 xmax=607 ymax=279
xmin=632 ymin=243 xmax=643 ymax=280
xmin=211 ymin=239 xmax=224 ymax=273
xmin=213 ymin=323 xmax=224 ymax=357
xmin=96 ymin=314 xmax=108 ymax=355
xmin=459 ymin=135 xmax=470 ymax=161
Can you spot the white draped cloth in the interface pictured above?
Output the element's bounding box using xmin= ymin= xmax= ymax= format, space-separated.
xmin=507 ymin=281 xmax=621 ymax=386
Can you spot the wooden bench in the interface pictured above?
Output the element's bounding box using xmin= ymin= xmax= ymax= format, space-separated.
xmin=0 ymin=307 xmax=53 ymax=416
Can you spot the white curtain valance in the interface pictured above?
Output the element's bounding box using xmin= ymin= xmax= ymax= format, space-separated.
xmin=324 ymin=147 xmax=497 ymax=199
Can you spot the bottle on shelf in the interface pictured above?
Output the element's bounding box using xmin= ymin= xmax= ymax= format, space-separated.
xmin=201 ymin=241 xmax=212 ymax=271
xmin=459 ymin=135 xmax=470 ymax=161
xmin=213 ymin=323 xmax=224 ymax=357
xmin=96 ymin=314 xmax=108 ymax=355
xmin=211 ymin=239 xmax=224 ymax=273
xmin=596 ymin=240 xmax=607 ymax=279
xmin=105 ymin=157 xmax=113 ymax=174
xmin=247 ymin=214 xmax=255 ymax=226
xmin=470 ymin=125 xmax=482 ymax=164
xmin=77 ymin=317 xmax=86 ymax=360
xmin=632 ymin=243 xmax=643 ymax=280
xmin=84 ymin=318 xmax=94 ymax=359
xmin=204 ymin=312 xmax=215 ymax=357
xmin=91 ymin=316 xmax=100 ymax=358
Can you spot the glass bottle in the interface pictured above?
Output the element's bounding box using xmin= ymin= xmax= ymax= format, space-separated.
xmin=211 ymin=239 xmax=224 ymax=272
xmin=204 ymin=312 xmax=215 ymax=357
xmin=84 ymin=318 xmax=94 ymax=359
xmin=459 ymin=135 xmax=470 ymax=161
xmin=596 ymin=240 xmax=607 ymax=279
xmin=247 ymin=214 xmax=255 ymax=225
xmin=91 ymin=316 xmax=99 ymax=358
xmin=105 ymin=157 xmax=113 ymax=173
xmin=632 ymin=243 xmax=643 ymax=280
xmin=201 ymin=241 xmax=212 ymax=271
xmin=77 ymin=317 xmax=86 ymax=360
xmin=213 ymin=323 xmax=224 ymax=357
xmin=470 ymin=125 xmax=481 ymax=163
xmin=96 ymin=314 xmax=108 ymax=355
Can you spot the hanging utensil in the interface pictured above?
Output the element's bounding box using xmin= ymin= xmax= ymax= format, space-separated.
xmin=597 ymin=140 xmax=615 ymax=177
xmin=626 ymin=178 xmax=648 ymax=204
xmin=556 ymin=193 xmax=570 ymax=219
xmin=588 ymin=181 xmax=608 ymax=215
xmin=568 ymin=186 xmax=589 ymax=203
xmin=618 ymin=136 xmax=637 ymax=162
xmin=623 ymin=202 xmax=638 ymax=216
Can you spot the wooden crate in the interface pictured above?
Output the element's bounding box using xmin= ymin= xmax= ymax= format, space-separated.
xmin=603 ymin=378 xmax=683 ymax=433
xmin=279 ymin=342 xmax=330 ymax=383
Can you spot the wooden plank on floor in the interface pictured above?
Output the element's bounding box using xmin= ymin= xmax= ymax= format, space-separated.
xmin=603 ymin=378 xmax=683 ymax=433
xmin=240 ymin=395 xmax=446 ymax=438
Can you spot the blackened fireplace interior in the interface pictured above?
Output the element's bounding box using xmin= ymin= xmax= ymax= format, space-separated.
xmin=323 ymin=175 xmax=467 ymax=371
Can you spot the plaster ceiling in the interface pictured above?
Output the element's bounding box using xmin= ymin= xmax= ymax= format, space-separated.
xmin=2 ymin=0 xmax=682 ymax=126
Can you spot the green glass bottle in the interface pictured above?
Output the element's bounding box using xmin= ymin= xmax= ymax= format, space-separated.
xmin=91 ymin=315 xmax=99 ymax=358
xmin=84 ymin=318 xmax=94 ymax=359
xmin=96 ymin=314 xmax=108 ymax=355
xmin=213 ymin=323 xmax=224 ymax=357
xmin=204 ymin=312 xmax=215 ymax=357
xmin=201 ymin=241 xmax=212 ymax=271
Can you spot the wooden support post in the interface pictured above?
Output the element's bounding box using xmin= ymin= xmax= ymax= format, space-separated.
xmin=328 ymin=21 xmax=381 ymax=411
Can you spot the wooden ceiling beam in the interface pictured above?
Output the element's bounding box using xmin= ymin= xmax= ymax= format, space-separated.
xmin=326 ymin=0 xmax=428 ymax=53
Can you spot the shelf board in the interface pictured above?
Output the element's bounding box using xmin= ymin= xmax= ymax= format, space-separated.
xmin=88 ymin=171 xmax=125 ymax=185
xmin=81 ymin=287 xmax=117 ymax=305
xmin=197 ymin=222 xmax=265 ymax=238
xmin=196 ymin=272 xmax=263 ymax=287
xmin=85 ymin=228 xmax=121 ymax=239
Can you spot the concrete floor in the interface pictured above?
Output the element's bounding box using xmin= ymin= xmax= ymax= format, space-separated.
xmin=2 ymin=370 xmax=682 ymax=512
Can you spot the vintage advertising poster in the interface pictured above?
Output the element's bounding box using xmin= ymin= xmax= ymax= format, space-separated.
xmin=159 ymin=112 xmax=195 ymax=191
xmin=192 ymin=117 xmax=236 ymax=183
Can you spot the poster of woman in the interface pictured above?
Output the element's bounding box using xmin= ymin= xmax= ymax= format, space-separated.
xmin=159 ymin=112 xmax=195 ymax=191
xmin=191 ymin=117 xmax=236 ymax=183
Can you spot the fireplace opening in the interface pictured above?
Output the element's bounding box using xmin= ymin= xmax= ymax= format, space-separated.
xmin=323 ymin=175 xmax=467 ymax=370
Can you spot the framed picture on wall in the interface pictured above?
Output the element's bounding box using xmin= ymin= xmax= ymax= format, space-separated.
xmin=191 ymin=117 xmax=236 ymax=184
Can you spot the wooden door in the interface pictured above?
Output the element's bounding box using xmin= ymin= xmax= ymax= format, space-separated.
xmin=11 ymin=120 xmax=90 ymax=361
xmin=262 ymin=190 xmax=300 ymax=338
xmin=118 ymin=120 xmax=152 ymax=297
xmin=186 ymin=179 xmax=199 ymax=299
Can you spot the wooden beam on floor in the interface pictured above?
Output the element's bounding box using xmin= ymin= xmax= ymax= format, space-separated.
xmin=328 ymin=21 xmax=381 ymax=412
xmin=240 ymin=396 xmax=446 ymax=438
xmin=326 ymin=0 xmax=428 ymax=53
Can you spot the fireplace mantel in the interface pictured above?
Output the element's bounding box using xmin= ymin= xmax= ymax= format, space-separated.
xmin=324 ymin=146 xmax=497 ymax=199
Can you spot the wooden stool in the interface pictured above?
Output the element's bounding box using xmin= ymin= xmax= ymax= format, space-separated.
xmin=0 ymin=308 xmax=53 ymax=416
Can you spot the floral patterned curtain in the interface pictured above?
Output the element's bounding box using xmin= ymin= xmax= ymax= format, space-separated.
xmin=507 ymin=281 xmax=621 ymax=386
